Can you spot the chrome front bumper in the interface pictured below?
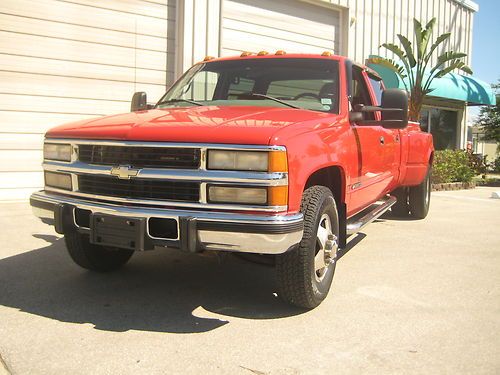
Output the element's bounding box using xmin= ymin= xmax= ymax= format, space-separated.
xmin=30 ymin=191 xmax=303 ymax=254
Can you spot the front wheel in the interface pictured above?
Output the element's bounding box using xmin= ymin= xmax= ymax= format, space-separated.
xmin=276 ymin=186 xmax=339 ymax=309
xmin=64 ymin=232 xmax=134 ymax=272
xmin=409 ymin=167 xmax=432 ymax=219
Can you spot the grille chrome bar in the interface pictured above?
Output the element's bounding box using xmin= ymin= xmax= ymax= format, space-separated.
xmin=43 ymin=161 xmax=288 ymax=186
xmin=45 ymin=138 xmax=287 ymax=152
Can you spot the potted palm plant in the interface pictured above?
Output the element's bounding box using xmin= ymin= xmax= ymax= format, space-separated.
xmin=368 ymin=18 xmax=472 ymax=122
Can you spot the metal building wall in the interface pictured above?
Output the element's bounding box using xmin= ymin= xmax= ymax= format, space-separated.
xmin=324 ymin=0 xmax=475 ymax=66
xmin=0 ymin=0 xmax=176 ymax=200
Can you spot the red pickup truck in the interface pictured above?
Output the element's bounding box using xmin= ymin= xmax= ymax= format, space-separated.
xmin=30 ymin=53 xmax=433 ymax=308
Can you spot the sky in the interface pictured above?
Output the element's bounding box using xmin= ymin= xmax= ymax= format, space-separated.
xmin=468 ymin=0 xmax=500 ymax=121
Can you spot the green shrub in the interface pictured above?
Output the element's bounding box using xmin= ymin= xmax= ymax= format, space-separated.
xmin=431 ymin=150 xmax=476 ymax=183
xmin=468 ymin=153 xmax=488 ymax=175
xmin=492 ymin=155 xmax=500 ymax=173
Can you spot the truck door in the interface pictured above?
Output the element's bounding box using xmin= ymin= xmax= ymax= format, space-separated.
xmin=367 ymin=72 xmax=401 ymax=188
xmin=349 ymin=66 xmax=396 ymax=213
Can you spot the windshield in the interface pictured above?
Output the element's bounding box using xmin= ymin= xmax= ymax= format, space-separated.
xmin=157 ymin=58 xmax=340 ymax=113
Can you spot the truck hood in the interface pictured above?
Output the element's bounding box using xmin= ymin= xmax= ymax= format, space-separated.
xmin=46 ymin=105 xmax=334 ymax=145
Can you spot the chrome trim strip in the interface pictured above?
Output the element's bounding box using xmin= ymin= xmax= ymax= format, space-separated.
xmin=45 ymin=138 xmax=287 ymax=152
xmin=43 ymin=161 xmax=288 ymax=186
xmin=32 ymin=191 xmax=302 ymax=224
xmin=44 ymin=187 xmax=288 ymax=212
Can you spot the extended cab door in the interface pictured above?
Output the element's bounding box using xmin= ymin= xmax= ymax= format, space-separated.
xmin=367 ymin=72 xmax=401 ymax=187
xmin=349 ymin=66 xmax=398 ymax=213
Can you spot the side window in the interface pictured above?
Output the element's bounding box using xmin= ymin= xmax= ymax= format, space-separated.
xmin=352 ymin=66 xmax=375 ymax=120
xmin=227 ymin=77 xmax=255 ymax=99
xmin=182 ymin=71 xmax=218 ymax=101
xmin=368 ymin=74 xmax=383 ymax=105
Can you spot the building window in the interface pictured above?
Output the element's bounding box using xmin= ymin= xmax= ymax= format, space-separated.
xmin=419 ymin=108 xmax=458 ymax=150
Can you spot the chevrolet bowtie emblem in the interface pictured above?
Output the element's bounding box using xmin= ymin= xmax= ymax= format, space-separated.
xmin=110 ymin=165 xmax=140 ymax=179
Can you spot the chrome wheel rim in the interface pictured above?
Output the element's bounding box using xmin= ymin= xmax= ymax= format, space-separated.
xmin=314 ymin=213 xmax=338 ymax=282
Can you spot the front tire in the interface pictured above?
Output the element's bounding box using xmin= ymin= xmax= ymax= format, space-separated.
xmin=64 ymin=232 xmax=134 ymax=272
xmin=276 ymin=186 xmax=339 ymax=309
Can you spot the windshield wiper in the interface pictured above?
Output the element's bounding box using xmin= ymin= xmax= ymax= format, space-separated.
xmin=157 ymin=98 xmax=203 ymax=107
xmin=247 ymin=93 xmax=300 ymax=109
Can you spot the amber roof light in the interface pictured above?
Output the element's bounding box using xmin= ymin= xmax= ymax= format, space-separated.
xmin=203 ymin=56 xmax=215 ymax=61
xmin=275 ymin=50 xmax=286 ymax=55
xmin=321 ymin=51 xmax=333 ymax=56
xmin=257 ymin=51 xmax=269 ymax=56
xmin=240 ymin=51 xmax=252 ymax=57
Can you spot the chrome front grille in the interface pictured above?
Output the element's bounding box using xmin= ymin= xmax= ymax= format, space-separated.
xmin=43 ymin=139 xmax=288 ymax=212
xmin=78 ymin=175 xmax=200 ymax=202
xmin=78 ymin=144 xmax=201 ymax=169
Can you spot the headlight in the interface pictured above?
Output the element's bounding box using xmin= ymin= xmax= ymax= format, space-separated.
xmin=44 ymin=172 xmax=72 ymax=190
xmin=208 ymin=150 xmax=268 ymax=171
xmin=208 ymin=186 xmax=267 ymax=204
xmin=207 ymin=150 xmax=287 ymax=172
xmin=43 ymin=143 xmax=71 ymax=161
xmin=208 ymin=185 xmax=288 ymax=206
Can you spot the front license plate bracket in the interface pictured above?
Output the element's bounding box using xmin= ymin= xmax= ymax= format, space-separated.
xmin=90 ymin=214 xmax=148 ymax=251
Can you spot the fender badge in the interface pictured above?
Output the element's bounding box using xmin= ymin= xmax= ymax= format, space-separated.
xmin=110 ymin=165 xmax=140 ymax=179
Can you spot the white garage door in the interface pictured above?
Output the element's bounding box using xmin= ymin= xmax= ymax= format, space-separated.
xmin=221 ymin=0 xmax=341 ymax=56
xmin=0 ymin=0 xmax=175 ymax=200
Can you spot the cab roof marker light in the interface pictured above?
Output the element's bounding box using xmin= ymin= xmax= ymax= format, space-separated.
xmin=240 ymin=51 xmax=253 ymax=57
xmin=275 ymin=50 xmax=286 ymax=55
xmin=203 ymin=56 xmax=215 ymax=61
xmin=257 ymin=51 xmax=269 ymax=56
xmin=321 ymin=51 xmax=333 ymax=56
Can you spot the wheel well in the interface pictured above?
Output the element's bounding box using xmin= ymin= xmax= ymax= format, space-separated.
xmin=304 ymin=166 xmax=345 ymax=205
xmin=304 ymin=166 xmax=346 ymax=248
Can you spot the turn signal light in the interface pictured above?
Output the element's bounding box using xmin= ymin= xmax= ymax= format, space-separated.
xmin=257 ymin=50 xmax=269 ymax=56
xmin=268 ymin=186 xmax=288 ymax=206
xmin=268 ymin=150 xmax=288 ymax=172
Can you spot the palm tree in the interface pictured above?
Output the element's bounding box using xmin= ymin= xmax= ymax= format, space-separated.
xmin=368 ymin=18 xmax=472 ymax=122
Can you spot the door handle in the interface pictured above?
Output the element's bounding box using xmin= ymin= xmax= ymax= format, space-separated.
xmin=379 ymin=136 xmax=385 ymax=145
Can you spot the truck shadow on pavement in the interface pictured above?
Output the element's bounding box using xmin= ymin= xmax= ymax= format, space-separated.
xmin=0 ymin=234 xmax=313 ymax=334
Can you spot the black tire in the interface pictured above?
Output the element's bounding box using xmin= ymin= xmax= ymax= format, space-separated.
xmin=64 ymin=232 xmax=134 ymax=272
xmin=409 ymin=167 xmax=432 ymax=219
xmin=276 ymin=186 xmax=339 ymax=309
xmin=390 ymin=187 xmax=410 ymax=217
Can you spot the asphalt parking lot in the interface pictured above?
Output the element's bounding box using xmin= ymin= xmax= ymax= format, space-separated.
xmin=0 ymin=187 xmax=499 ymax=375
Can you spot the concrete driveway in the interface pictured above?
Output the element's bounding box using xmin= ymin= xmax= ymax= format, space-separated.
xmin=0 ymin=187 xmax=499 ymax=374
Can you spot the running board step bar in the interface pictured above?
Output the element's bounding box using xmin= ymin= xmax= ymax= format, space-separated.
xmin=346 ymin=195 xmax=396 ymax=235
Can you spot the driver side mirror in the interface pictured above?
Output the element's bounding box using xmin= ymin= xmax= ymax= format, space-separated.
xmin=349 ymin=89 xmax=408 ymax=129
xmin=131 ymin=92 xmax=154 ymax=112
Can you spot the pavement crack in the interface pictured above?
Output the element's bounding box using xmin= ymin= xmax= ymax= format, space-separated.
xmin=239 ymin=365 xmax=267 ymax=375
xmin=0 ymin=353 xmax=11 ymax=375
